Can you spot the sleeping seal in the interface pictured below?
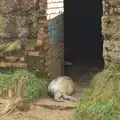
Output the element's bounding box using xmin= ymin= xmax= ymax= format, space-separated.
xmin=48 ymin=76 xmax=76 ymax=102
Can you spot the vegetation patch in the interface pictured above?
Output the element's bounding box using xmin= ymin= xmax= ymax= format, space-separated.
xmin=0 ymin=40 xmax=21 ymax=52
xmin=0 ymin=68 xmax=49 ymax=115
xmin=76 ymin=66 xmax=120 ymax=120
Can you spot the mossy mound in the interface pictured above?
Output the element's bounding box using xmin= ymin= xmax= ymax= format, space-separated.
xmin=76 ymin=66 xmax=120 ymax=120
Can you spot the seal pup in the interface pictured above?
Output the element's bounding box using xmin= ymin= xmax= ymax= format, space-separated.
xmin=48 ymin=76 xmax=76 ymax=102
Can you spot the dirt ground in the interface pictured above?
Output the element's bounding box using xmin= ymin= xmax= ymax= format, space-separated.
xmin=0 ymin=64 xmax=96 ymax=120
xmin=1 ymin=86 xmax=84 ymax=120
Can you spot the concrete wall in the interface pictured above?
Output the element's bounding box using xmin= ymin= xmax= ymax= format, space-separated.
xmin=102 ymin=0 xmax=120 ymax=65
xmin=0 ymin=0 xmax=47 ymax=40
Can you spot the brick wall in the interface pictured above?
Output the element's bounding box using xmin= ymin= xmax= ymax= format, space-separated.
xmin=0 ymin=0 xmax=48 ymax=70
xmin=0 ymin=0 xmax=64 ymax=76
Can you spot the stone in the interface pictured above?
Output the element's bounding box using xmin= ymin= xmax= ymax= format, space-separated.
xmin=27 ymin=51 xmax=40 ymax=56
xmin=0 ymin=15 xmax=4 ymax=33
xmin=0 ymin=0 xmax=16 ymax=13
xmin=20 ymin=57 xmax=25 ymax=62
xmin=25 ymin=45 xmax=35 ymax=51
xmin=44 ymin=61 xmax=48 ymax=66
xmin=37 ymin=63 xmax=44 ymax=69
xmin=40 ymin=59 xmax=44 ymax=63
xmin=5 ymin=56 xmax=19 ymax=62
xmin=0 ymin=0 xmax=38 ymax=14
xmin=45 ymin=67 xmax=48 ymax=72
xmin=0 ymin=62 xmax=12 ymax=67
xmin=39 ymin=53 xmax=45 ymax=58
xmin=12 ymin=62 xmax=27 ymax=67
xmin=102 ymin=0 xmax=120 ymax=64
xmin=0 ymin=15 xmax=18 ymax=38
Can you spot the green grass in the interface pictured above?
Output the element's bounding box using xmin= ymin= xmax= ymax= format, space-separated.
xmin=0 ymin=68 xmax=49 ymax=101
xmin=76 ymin=65 xmax=120 ymax=120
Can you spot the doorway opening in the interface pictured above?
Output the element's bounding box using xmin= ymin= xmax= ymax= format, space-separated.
xmin=64 ymin=0 xmax=104 ymax=82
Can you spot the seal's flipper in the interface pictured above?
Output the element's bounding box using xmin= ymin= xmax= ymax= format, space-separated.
xmin=62 ymin=94 xmax=76 ymax=102
xmin=54 ymin=93 xmax=64 ymax=102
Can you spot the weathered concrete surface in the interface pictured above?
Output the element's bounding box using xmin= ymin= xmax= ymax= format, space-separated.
xmin=102 ymin=0 xmax=120 ymax=64
xmin=0 ymin=0 xmax=47 ymax=40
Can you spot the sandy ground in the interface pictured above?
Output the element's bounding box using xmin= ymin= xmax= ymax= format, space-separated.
xmin=1 ymin=86 xmax=84 ymax=120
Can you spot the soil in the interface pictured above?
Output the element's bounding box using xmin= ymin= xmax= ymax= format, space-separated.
xmin=0 ymin=85 xmax=84 ymax=120
xmin=0 ymin=64 xmax=97 ymax=120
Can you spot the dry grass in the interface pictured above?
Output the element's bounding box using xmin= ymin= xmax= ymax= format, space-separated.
xmin=0 ymin=40 xmax=22 ymax=55
xmin=76 ymin=65 xmax=120 ymax=120
xmin=0 ymin=68 xmax=48 ymax=116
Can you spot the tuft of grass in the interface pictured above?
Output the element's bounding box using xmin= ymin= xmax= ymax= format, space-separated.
xmin=0 ymin=68 xmax=48 ymax=101
xmin=0 ymin=68 xmax=49 ymax=115
xmin=0 ymin=40 xmax=21 ymax=52
xmin=76 ymin=66 xmax=120 ymax=120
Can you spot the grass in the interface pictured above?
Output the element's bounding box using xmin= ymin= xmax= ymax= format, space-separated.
xmin=0 ymin=68 xmax=49 ymax=115
xmin=76 ymin=65 xmax=120 ymax=120
xmin=0 ymin=40 xmax=22 ymax=52
xmin=0 ymin=68 xmax=49 ymax=101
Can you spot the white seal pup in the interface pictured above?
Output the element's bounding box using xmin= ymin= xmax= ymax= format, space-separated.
xmin=48 ymin=76 xmax=76 ymax=102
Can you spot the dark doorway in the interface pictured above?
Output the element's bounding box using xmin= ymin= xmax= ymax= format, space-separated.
xmin=64 ymin=0 xmax=104 ymax=82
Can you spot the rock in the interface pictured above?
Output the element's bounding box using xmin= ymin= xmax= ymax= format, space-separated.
xmin=20 ymin=57 xmax=25 ymax=62
xmin=27 ymin=51 xmax=40 ymax=56
xmin=5 ymin=56 xmax=19 ymax=62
